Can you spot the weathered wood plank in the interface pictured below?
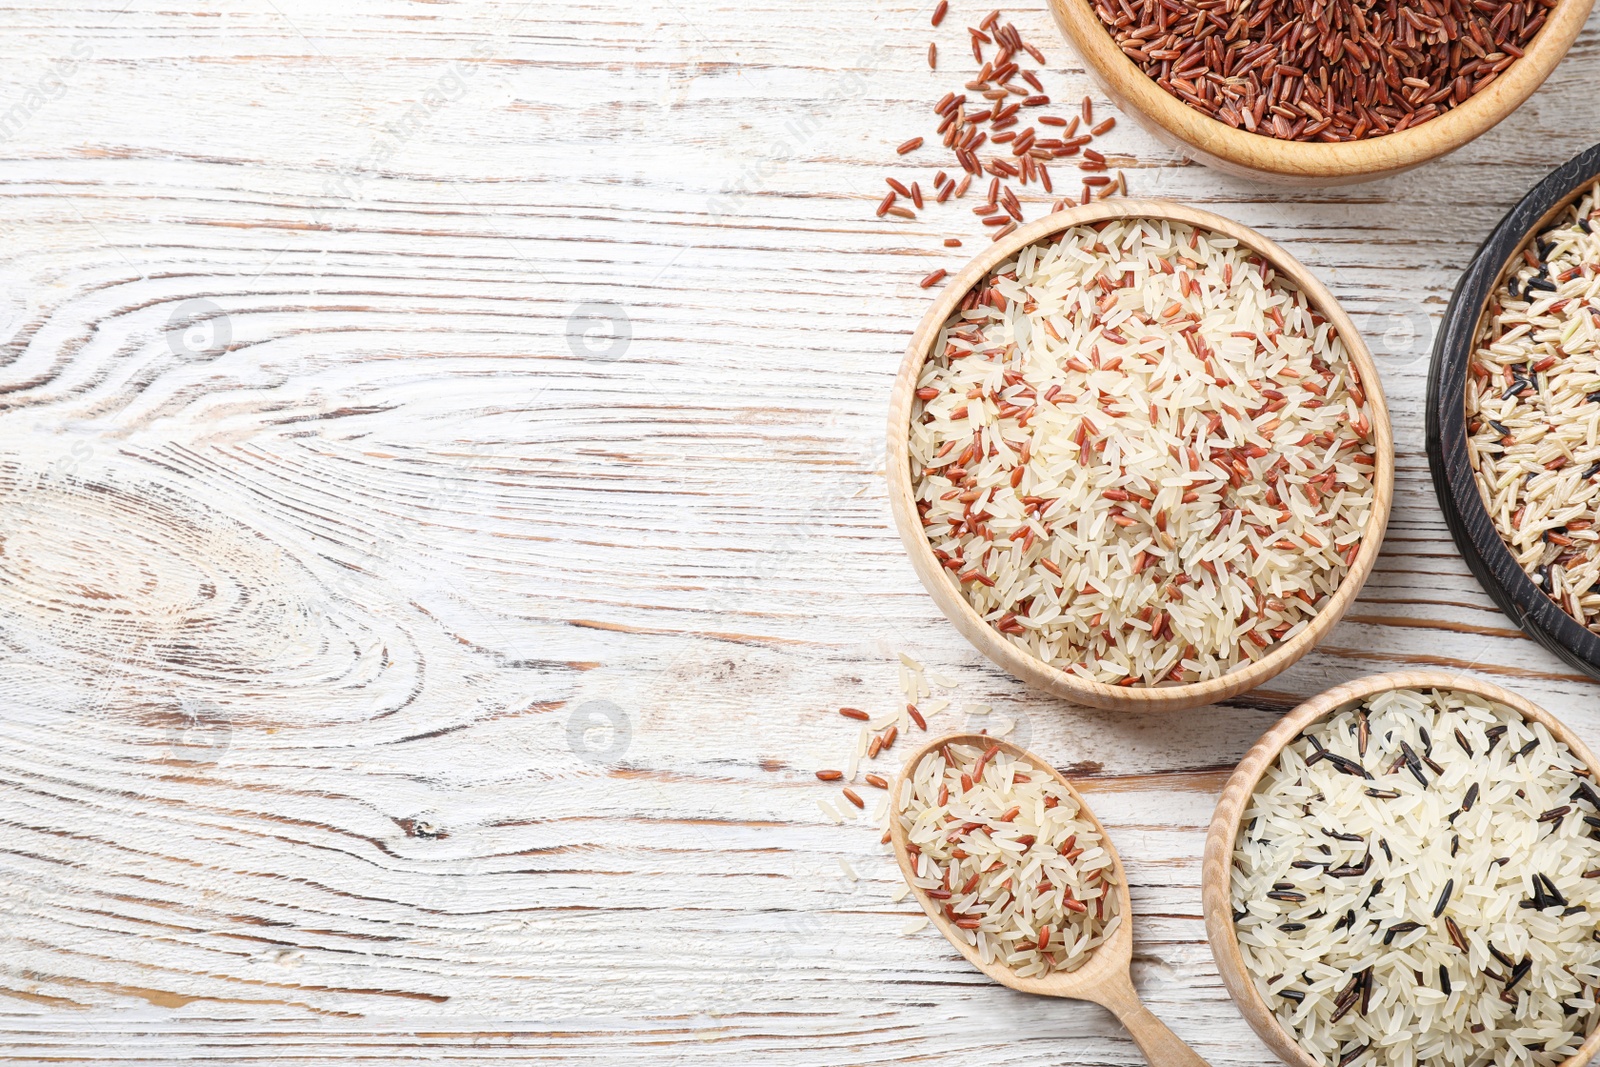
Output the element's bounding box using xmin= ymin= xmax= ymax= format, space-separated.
xmin=0 ymin=0 xmax=1598 ymax=1062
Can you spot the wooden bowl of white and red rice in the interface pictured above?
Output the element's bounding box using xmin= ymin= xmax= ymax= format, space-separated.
xmin=886 ymin=200 xmax=1395 ymax=712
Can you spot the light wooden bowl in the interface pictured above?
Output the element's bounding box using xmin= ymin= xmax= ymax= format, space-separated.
xmin=1201 ymin=669 xmax=1600 ymax=1067
xmin=1046 ymin=0 xmax=1595 ymax=185
xmin=886 ymin=200 xmax=1395 ymax=712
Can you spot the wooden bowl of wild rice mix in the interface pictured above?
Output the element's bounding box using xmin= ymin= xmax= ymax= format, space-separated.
xmin=1203 ymin=670 xmax=1600 ymax=1067
xmin=1046 ymin=0 xmax=1594 ymax=185
xmin=887 ymin=200 xmax=1395 ymax=712
xmin=1430 ymin=143 xmax=1600 ymax=681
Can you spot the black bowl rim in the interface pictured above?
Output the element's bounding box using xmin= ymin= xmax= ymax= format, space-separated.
xmin=1426 ymin=141 xmax=1600 ymax=680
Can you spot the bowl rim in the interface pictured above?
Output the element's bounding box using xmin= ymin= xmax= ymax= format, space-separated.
xmin=885 ymin=198 xmax=1396 ymax=712
xmin=1201 ymin=669 xmax=1600 ymax=1067
xmin=1426 ymin=141 xmax=1600 ymax=682
xmin=1046 ymin=0 xmax=1596 ymax=183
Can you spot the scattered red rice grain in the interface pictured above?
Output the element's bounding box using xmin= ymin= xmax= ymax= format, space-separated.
xmin=874 ymin=8 xmax=1133 ymax=274
xmin=816 ymin=769 xmax=843 ymax=781
xmin=865 ymin=774 xmax=890 ymax=789
xmin=909 ymin=705 xmax=929 ymax=730
xmin=920 ymin=268 xmax=948 ymax=288
xmin=944 ymin=237 xmax=962 ymax=247
xmin=840 ymin=707 xmax=869 ymax=721
xmin=842 ymin=787 xmax=865 ymax=809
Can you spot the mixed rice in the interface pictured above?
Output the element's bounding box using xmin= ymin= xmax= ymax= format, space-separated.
xmin=1467 ymin=181 xmax=1600 ymax=632
xmin=898 ymin=740 xmax=1120 ymax=976
xmin=909 ymin=218 xmax=1379 ymax=685
xmin=1233 ymin=688 xmax=1600 ymax=1066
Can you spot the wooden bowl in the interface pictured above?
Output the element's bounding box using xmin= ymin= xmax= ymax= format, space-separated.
xmin=1046 ymin=0 xmax=1595 ymax=185
xmin=886 ymin=199 xmax=1395 ymax=712
xmin=1428 ymin=141 xmax=1600 ymax=682
xmin=1201 ymin=669 xmax=1600 ymax=1067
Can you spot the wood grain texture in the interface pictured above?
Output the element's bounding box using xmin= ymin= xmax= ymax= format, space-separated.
xmin=0 ymin=0 xmax=1596 ymax=1063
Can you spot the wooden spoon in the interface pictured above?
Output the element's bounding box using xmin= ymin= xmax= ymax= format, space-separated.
xmin=889 ymin=732 xmax=1210 ymax=1067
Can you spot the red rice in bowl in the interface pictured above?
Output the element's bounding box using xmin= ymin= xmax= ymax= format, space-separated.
xmin=909 ymin=217 xmax=1377 ymax=686
xmin=899 ymin=741 xmax=1119 ymax=976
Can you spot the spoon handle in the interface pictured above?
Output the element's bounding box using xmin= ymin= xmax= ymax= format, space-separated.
xmin=1096 ymin=972 xmax=1212 ymax=1067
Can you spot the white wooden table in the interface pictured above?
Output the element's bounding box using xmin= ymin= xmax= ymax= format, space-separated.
xmin=2 ymin=1 xmax=1600 ymax=1062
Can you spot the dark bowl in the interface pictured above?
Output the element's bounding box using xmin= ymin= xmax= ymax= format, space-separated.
xmin=1427 ymin=141 xmax=1600 ymax=681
